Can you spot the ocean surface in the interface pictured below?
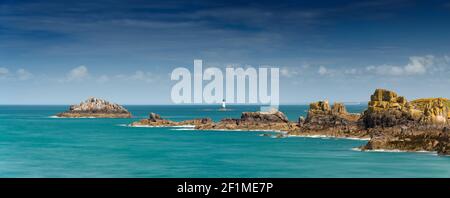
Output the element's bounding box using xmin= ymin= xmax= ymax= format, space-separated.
xmin=0 ymin=105 xmax=449 ymax=178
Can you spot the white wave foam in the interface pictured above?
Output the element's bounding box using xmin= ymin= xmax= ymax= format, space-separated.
xmin=48 ymin=116 xmax=61 ymax=118
xmin=200 ymin=129 xmax=284 ymax=133
xmin=351 ymin=147 xmax=437 ymax=155
xmin=171 ymin=125 xmax=196 ymax=128
xmin=287 ymin=134 xmax=370 ymax=141
xmin=171 ymin=128 xmax=196 ymax=131
xmin=127 ymin=124 xmax=196 ymax=128
xmin=48 ymin=116 xmax=98 ymax=119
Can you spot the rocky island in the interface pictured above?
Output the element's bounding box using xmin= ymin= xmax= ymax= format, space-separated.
xmin=56 ymin=97 xmax=132 ymax=118
xmin=129 ymin=89 xmax=450 ymax=155
xmin=359 ymin=89 xmax=450 ymax=154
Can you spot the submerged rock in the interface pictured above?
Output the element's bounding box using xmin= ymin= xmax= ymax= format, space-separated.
xmin=56 ymin=97 xmax=131 ymax=118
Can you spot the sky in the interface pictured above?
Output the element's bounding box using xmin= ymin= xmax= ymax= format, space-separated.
xmin=1 ymin=0 xmax=450 ymax=105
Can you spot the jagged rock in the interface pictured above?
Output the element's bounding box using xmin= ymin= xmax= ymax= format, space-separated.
xmin=361 ymin=89 xmax=449 ymax=128
xmin=196 ymin=110 xmax=296 ymax=131
xmin=56 ymin=97 xmax=131 ymax=118
xmin=332 ymin=102 xmax=347 ymax=115
xmin=308 ymin=101 xmax=350 ymax=116
xmin=131 ymin=112 xmax=174 ymax=126
xmin=131 ymin=112 xmax=212 ymax=127
xmin=288 ymin=101 xmax=367 ymax=138
xmin=309 ymin=101 xmax=331 ymax=114
xmin=358 ymin=89 xmax=450 ymax=154
xmin=298 ymin=116 xmax=305 ymax=127
xmin=149 ymin=112 xmax=163 ymax=122
xmin=361 ymin=127 xmax=450 ymax=155
xmin=305 ymin=101 xmax=358 ymax=127
xmin=361 ymin=89 xmax=416 ymax=128
xmin=411 ymin=98 xmax=449 ymax=125
xmin=240 ymin=110 xmax=289 ymax=123
xmin=179 ymin=118 xmax=212 ymax=126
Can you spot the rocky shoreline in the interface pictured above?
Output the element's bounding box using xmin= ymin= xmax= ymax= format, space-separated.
xmin=131 ymin=89 xmax=450 ymax=155
xmin=56 ymin=97 xmax=132 ymax=118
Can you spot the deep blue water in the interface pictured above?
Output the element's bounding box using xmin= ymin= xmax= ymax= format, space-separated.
xmin=0 ymin=105 xmax=449 ymax=178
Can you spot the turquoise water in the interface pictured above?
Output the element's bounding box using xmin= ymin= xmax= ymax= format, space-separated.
xmin=0 ymin=105 xmax=449 ymax=178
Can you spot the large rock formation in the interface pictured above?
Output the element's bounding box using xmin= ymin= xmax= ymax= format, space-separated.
xmin=411 ymin=98 xmax=449 ymax=125
xmin=361 ymin=89 xmax=449 ymax=128
xmin=360 ymin=89 xmax=450 ymax=155
xmin=290 ymin=101 xmax=367 ymax=138
xmin=360 ymin=89 xmax=416 ymax=128
xmin=56 ymin=97 xmax=131 ymax=118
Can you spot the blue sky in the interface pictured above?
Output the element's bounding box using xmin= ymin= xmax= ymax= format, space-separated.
xmin=1 ymin=0 xmax=450 ymax=104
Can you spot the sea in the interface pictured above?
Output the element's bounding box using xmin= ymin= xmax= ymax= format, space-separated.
xmin=0 ymin=105 xmax=449 ymax=178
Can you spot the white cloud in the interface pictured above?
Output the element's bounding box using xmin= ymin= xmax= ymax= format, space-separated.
xmin=0 ymin=67 xmax=33 ymax=80
xmin=344 ymin=68 xmax=358 ymax=75
xmin=366 ymin=55 xmax=435 ymax=76
xmin=16 ymin=68 xmax=33 ymax=80
xmin=66 ymin=65 xmax=89 ymax=81
xmin=280 ymin=67 xmax=295 ymax=77
xmin=0 ymin=67 xmax=10 ymax=78
xmin=97 ymin=75 xmax=109 ymax=83
xmin=318 ymin=66 xmax=329 ymax=75
xmin=280 ymin=65 xmax=309 ymax=78
xmin=129 ymin=70 xmax=156 ymax=83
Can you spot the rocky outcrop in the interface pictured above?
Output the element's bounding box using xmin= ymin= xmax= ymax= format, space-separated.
xmin=131 ymin=112 xmax=212 ymax=127
xmin=126 ymin=88 xmax=450 ymax=155
xmin=196 ymin=110 xmax=295 ymax=131
xmin=360 ymin=89 xmax=416 ymax=128
xmin=411 ymin=98 xmax=449 ymax=125
xmin=290 ymin=101 xmax=367 ymax=138
xmin=132 ymin=110 xmax=296 ymax=131
xmin=240 ymin=110 xmax=289 ymax=123
xmin=361 ymin=127 xmax=450 ymax=154
xmin=56 ymin=97 xmax=131 ymax=118
xmin=360 ymin=89 xmax=450 ymax=155
xmin=361 ymin=89 xmax=449 ymax=128
xmin=132 ymin=112 xmax=175 ymax=126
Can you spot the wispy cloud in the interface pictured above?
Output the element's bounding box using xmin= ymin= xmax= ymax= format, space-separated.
xmin=365 ymin=55 xmax=436 ymax=76
xmin=62 ymin=65 xmax=89 ymax=82
xmin=0 ymin=67 xmax=10 ymax=78
xmin=96 ymin=75 xmax=109 ymax=83
xmin=121 ymin=70 xmax=159 ymax=83
xmin=16 ymin=68 xmax=33 ymax=80
xmin=0 ymin=67 xmax=33 ymax=80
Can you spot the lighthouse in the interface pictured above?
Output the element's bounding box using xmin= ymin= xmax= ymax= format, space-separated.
xmin=221 ymin=99 xmax=226 ymax=109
